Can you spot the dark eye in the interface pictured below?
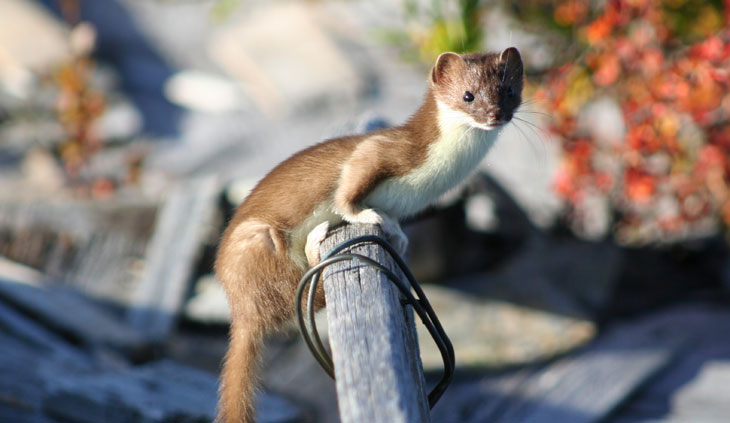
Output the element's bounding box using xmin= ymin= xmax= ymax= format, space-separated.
xmin=507 ymin=87 xmax=515 ymax=97
xmin=463 ymin=91 xmax=474 ymax=102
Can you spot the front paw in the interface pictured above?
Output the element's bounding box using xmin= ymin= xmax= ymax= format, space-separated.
xmin=347 ymin=208 xmax=385 ymax=226
xmin=346 ymin=209 xmax=408 ymax=257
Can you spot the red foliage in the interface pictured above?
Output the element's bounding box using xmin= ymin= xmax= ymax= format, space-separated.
xmin=540 ymin=0 xmax=730 ymax=242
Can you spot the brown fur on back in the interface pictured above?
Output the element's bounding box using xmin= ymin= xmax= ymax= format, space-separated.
xmin=234 ymin=90 xmax=440 ymax=229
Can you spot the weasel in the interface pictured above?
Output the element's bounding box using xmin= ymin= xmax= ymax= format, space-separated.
xmin=215 ymin=47 xmax=524 ymax=423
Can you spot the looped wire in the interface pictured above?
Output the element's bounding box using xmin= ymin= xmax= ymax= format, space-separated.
xmin=295 ymin=234 xmax=455 ymax=408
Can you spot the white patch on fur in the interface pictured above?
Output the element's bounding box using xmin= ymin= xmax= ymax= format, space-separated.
xmin=346 ymin=208 xmax=385 ymax=225
xmin=288 ymin=201 xmax=343 ymax=270
xmin=364 ymin=101 xmax=501 ymax=218
xmin=305 ymin=221 xmax=330 ymax=266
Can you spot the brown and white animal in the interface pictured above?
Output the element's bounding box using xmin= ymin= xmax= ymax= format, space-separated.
xmin=215 ymin=48 xmax=524 ymax=423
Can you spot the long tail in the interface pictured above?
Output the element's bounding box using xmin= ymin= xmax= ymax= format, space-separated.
xmin=215 ymin=219 xmax=307 ymax=423
xmin=218 ymin=319 xmax=262 ymax=423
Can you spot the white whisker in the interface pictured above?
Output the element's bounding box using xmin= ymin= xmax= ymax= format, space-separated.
xmin=517 ymin=110 xmax=551 ymax=117
xmin=510 ymin=119 xmax=546 ymax=168
xmin=513 ymin=115 xmax=549 ymax=136
xmin=512 ymin=116 xmax=549 ymax=163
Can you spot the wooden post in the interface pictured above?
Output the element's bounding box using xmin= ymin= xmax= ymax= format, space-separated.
xmin=320 ymin=224 xmax=431 ymax=423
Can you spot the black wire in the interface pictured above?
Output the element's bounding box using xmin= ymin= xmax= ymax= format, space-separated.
xmin=295 ymin=234 xmax=455 ymax=408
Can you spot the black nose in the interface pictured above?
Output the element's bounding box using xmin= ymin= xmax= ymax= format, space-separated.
xmin=493 ymin=110 xmax=513 ymax=122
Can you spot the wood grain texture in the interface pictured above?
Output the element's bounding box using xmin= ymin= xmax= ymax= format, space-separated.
xmin=320 ymin=224 xmax=430 ymax=423
xmin=0 ymin=198 xmax=156 ymax=304
xmin=495 ymin=312 xmax=689 ymax=423
xmin=0 ymin=279 xmax=144 ymax=354
xmin=127 ymin=176 xmax=219 ymax=341
xmin=0 ymin=276 xmax=302 ymax=423
xmin=454 ymin=307 xmax=693 ymax=423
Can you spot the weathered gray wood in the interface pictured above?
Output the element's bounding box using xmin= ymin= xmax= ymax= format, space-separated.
xmin=604 ymin=306 xmax=730 ymax=423
xmin=0 ymin=177 xmax=219 ymax=342
xmin=42 ymin=359 xmax=301 ymax=423
xmin=661 ymin=361 xmax=730 ymax=423
xmin=471 ymin=308 xmax=693 ymax=423
xmin=0 ymin=327 xmax=95 ymax=423
xmin=0 ymin=278 xmax=145 ymax=353
xmin=428 ymin=305 xmax=730 ymax=423
xmin=127 ymin=176 xmax=219 ymax=341
xmin=0 ymin=331 xmax=63 ymax=416
xmin=42 ymin=360 xmax=217 ymax=423
xmin=430 ymin=367 xmax=535 ymax=423
xmin=0 ymin=299 xmax=87 ymax=363
xmin=321 ymin=223 xmax=431 ymax=423
xmin=0 ymin=315 xmax=301 ymax=423
xmin=0 ymin=198 xmax=156 ymax=304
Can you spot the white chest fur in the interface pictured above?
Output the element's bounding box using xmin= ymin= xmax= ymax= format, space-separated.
xmin=365 ymin=102 xmax=501 ymax=218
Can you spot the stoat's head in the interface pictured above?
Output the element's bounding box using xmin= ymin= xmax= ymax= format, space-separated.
xmin=430 ymin=47 xmax=523 ymax=130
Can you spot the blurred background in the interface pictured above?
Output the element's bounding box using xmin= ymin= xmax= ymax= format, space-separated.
xmin=0 ymin=0 xmax=729 ymax=422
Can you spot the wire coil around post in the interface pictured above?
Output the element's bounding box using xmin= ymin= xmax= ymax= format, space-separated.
xmin=295 ymin=234 xmax=455 ymax=408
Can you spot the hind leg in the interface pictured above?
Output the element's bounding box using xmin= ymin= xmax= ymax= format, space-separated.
xmin=215 ymin=220 xmax=304 ymax=423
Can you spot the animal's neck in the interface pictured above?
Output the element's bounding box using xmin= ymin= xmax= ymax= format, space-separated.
xmin=363 ymin=98 xmax=501 ymax=218
xmin=432 ymin=100 xmax=499 ymax=168
xmin=402 ymin=88 xmax=441 ymax=146
xmin=403 ymin=89 xmax=499 ymax=153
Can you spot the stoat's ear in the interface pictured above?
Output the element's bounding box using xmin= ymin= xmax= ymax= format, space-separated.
xmin=499 ymin=47 xmax=523 ymax=76
xmin=431 ymin=52 xmax=464 ymax=86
